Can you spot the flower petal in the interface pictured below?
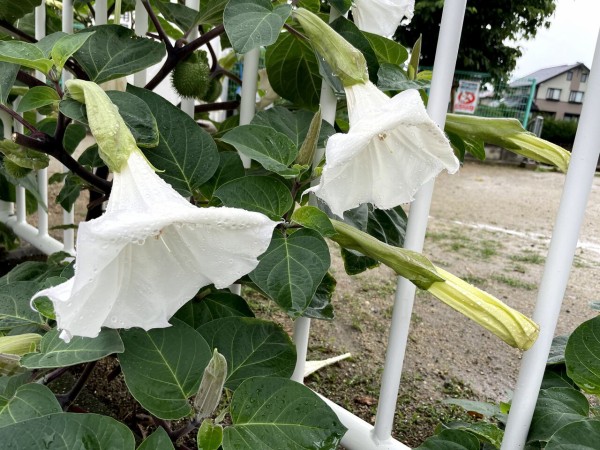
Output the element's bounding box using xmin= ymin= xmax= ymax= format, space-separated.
xmin=351 ymin=0 xmax=415 ymax=37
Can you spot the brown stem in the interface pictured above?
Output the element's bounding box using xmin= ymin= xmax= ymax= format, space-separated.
xmin=36 ymin=367 xmax=71 ymax=385
xmin=12 ymin=132 xmax=112 ymax=194
xmin=194 ymin=100 xmax=240 ymax=114
xmin=86 ymin=165 xmax=110 ymax=220
xmin=0 ymin=19 xmax=36 ymax=42
xmin=145 ymin=25 xmax=225 ymax=91
xmin=141 ymin=0 xmax=174 ymax=53
xmin=17 ymin=71 xmax=46 ymax=88
xmin=284 ymin=23 xmax=308 ymax=41
xmin=57 ymin=361 xmax=97 ymax=409
xmin=170 ymin=417 xmax=201 ymax=442
xmin=214 ymin=66 xmax=242 ymax=86
xmin=0 ymin=104 xmax=38 ymax=134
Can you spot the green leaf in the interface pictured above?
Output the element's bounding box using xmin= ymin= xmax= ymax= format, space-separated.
xmin=175 ymin=292 xmax=254 ymax=329
xmin=443 ymin=422 xmax=504 ymax=448
xmin=340 ymin=204 xmax=408 ymax=275
xmin=331 ymin=17 xmax=379 ymax=84
xmin=198 ymin=420 xmax=223 ymax=450
xmin=223 ymin=377 xmax=346 ymax=449
xmin=56 ymin=173 xmax=82 ymax=212
xmin=119 ymin=319 xmax=212 ymax=420
xmin=61 ymin=90 xmax=159 ymax=149
xmin=35 ymin=32 xmax=67 ymax=58
xmin=0 ymin=282 xmax=44 ymax=330
xmin=197 ymin=0 xmax=228 ymax=25
xmin=128 ymin=85 xmax=219 ymax=196
xmin=220 ymin=125 xmax=299 ymax=178
xmin=265 ymin=32 xmax=321 ymax=110
xmin=541 ymin=365 xmax=577 ymax=390
xmin=20 ymin=328 xmax=123 ymax=369
xmin=137 ymin=426 xmax=175 ymax=450
xmin=0 ymin=140 xmax=50 ymax=171
xmin=566 ymin=315 xmax=600 ymax=393
xmin=0 ymin=261 xmax=56 ymax=285
xmin=224 ymin=0 xmax=291 ymax=53
xmin=0 ymin=0 xmax=41 ymax=23
xmin=78 ymin=145 xmax=104 ymax=168
xmin=416 ymin=429 xmax=480 ymax=450
xmin=0 ymin=384 xmax=61 ymax=428
xmin=292 ymin=206 xmax=336 ymax=238
xmin=446 ymin=130 xmax=486 ymax=161
xmin=0 ymin=41 xmax=53 ymax=73
xmin=328 ymin=0 xmax=352 ymax=14
xmin=445 ymin=114 xmax=571 ymax=172
xmin=443 ymin=399 xmax=506 ymax=423
xmin=363 ymin=31 xmax=409 ymax=66
xmin=0 ymin=373 xmax=30 ymax=398
xmin=0 ymin=413 xmax=136 ymax=449
xmin=0 ymin=62 xmax=18 ymax=105
xmin=250 ymin=229 xmax=330 ymax=317
xmin=251 ymin=106 xmax=335 ymax=150
xmin=198 ymin=317 xmax=296 ymax=390
xmin=215 ymin=176 xmax=293 ymax=220
xmin=152 ymin=0 xmax=197 ymax=32
xmin=527 ymin=387 xmax=589 ymax=443
xmin=548 ymin=335 xmax=569 ymax=365
xmin=303 ymin=272 xmax=336 ymax=320
xmin=73 ymin=25 xmax=166 ymax=83
xmin=0 ymin=166 xmax=45 ymax=211
xmin=51 ymin=31 xmax=94 ymax=69
xmin=408 ymin=35 xmax=422 ymax=80
xmin=198 ymin=152 xmax=245 ymax=201
xmin=545 ymin=419 xmax=600 ymax=449
xmin=377 ymin=63 xmax=430 ymax=91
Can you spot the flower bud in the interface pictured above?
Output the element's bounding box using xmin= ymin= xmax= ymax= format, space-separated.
xmin=293 ymin=8 xmax=368 ymax=87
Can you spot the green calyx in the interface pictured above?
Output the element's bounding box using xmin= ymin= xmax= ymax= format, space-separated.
xmin=293 ymin=8 xmax=368 ymax=87
xmin=65 ymin=79 xmax=139 ymax=173
xmin=171 ymin=50 xmax=211 ymax=100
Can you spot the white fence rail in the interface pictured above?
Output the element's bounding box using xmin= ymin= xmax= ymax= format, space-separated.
xmin=1 ymin=1 xmax=599 ymax=449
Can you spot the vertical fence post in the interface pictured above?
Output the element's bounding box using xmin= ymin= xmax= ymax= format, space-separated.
xmin=95 ymin=0 xmax=108 ymax=25
xmin=522 ymin=78 xmax=537 ymax=128
xmin=501 ymin=28 xmax=600 ymax=450
xmin=181 ymin=0 xmax=200 ymax=118
xmin=134 ymin=0 xmax=149 ymax=87
xmin=372 ymin=0 xmax=467 ymax=443
xmin=291 ymin=7 xmax=341 ymax=384
xmin=237 ymin=48 xmax=260 ymax=169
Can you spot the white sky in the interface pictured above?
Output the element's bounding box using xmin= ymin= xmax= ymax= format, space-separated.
xmin=511 ymin=0 xmax=600 ymax=79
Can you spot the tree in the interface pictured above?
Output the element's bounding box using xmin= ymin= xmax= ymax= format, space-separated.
xmin=395 ymin=0 xmax=556 ymax=80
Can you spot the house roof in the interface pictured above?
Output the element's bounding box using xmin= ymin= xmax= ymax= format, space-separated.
xmin=510 ymin=63 xmax=589 ymax=88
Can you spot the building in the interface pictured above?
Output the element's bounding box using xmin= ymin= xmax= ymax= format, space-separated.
xmin=510 ymin=63 xmax=590 ymax=121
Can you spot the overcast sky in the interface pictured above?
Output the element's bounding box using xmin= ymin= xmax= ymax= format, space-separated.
xmin=511 ymin=0 xmax=600 ymax=79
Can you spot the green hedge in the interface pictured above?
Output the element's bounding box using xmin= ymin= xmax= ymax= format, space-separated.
xmin=540 ymin=118 xmax=578 ymax=149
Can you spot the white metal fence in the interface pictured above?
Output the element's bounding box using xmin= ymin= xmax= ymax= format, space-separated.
xmin=1 ymin=1 xmax=599 ymax=449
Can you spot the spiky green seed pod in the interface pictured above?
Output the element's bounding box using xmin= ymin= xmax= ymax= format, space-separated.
xmin=171 ymin=51 xmax=211 ymax=100
xmin=201 ymin=78 xmax=223 ymax=103
xmin=3 ymin=159 xmax=32 ymax=179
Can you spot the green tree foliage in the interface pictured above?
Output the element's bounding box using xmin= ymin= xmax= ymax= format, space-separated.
xmin=395 ymin=0 xmax=556 ymax=80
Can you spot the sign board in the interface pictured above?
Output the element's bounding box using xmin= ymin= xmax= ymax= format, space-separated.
xmin=453 ymin=80 xmax=481 ymax=114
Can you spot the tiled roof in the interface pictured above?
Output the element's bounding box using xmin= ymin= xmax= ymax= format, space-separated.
xmin=510 ymin=63 xmax=587 ymax=87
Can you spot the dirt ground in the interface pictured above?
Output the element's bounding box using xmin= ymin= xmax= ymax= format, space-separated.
xmin=302 ymin=162 xmax=600 ymax=446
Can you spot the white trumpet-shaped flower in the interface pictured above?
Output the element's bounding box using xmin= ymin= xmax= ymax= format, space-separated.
xmin=32 ymin=151 xmax=277 ymax=342
xmin=352 ymin=0 xmax=415 ymax=38
xmin=308 ymin=81 xmax=459 ymax=217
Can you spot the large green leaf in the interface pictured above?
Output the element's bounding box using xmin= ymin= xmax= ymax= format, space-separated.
xmin=220 ymin=125 xmax=299 ymax=178
xmin=73 ymin=25 xmax=166 ymax=83
xmin=128 ymin=85 xmax=219 ymax=196
xmin=363 ymin=31 xmax=409 ymax=66
xmin=198 ymin=152 xmax=245 ymax=201
xmin=152 ymin=0 xmax=197 ymax=32
xmin=548 ymin=335 xmax=569 ymax=365
xmin=327 ymin=0 xmax=352 ymax=14
xmin=527 ymin=387 xmax=589 ymax=443
xmin=0 ymin=41 xmax=53 ymax=73
xmin=215 ymin=176 xmax=293 ymax=220
xmin=36 ymin=32 xmax=67 ymax=58
xmin=223 ymin=377 xmax=346 ymax=449
xmin=303 ymin=272 xmax=336 ymax=320
xmin=0 ymin=413 xmax=136 ymax=449
xmin=251 ymin=106 xmax=335 ymax=150
xmin=377 ymin=64 xmax=430 ymax=91
xmin=0 ymin=282 xmax=44 ymax=330
xmin=197 ymin=317 xmax=296 ymax=390
xmin=265 ymin=32 xmax=321 ymax=110
xmin=137 ymin=427 xmax=174 ymax=450
xmin=198 ymin=421 xmax=223 ymax=450
xmin=416 ymin=429 xmax=480 ymax=450
xmin=51 ymin=31 xmax=95 ymax=70
xmin=291 ymin=206 xmax=336 ymax=238
xmin=565 ymin=315 xmax=600 ymax=394
xmin=119 ymin=319 xmax=212 ymax=420
xmin=20 ymin=328 xmax=124 ymax=369
xmin=545 ymin=419 xmax=600 ymax=449
xmin=60 ymin=90 xmax=159 ymax=148
xmin=250 ymin=229 xmax=330 ymax=317
xmin=443 ymin=422 xmax=504 ymax=448
xmin=15 ymin=86 xmax=60 ymax=113
xmin=0 ymin=384 xmax=61 ymax=428
xmin=223 ymin=0 xmax=291 ymax=53
xmin=331 ymin=17 xmax=379 ymax=84
xmin=175 ymin=292 xmax=254 ymax=329
xmin=197 ymin=0 xmax=228 ymax=25
xmin=0 ymin=62 xmax=18 ymax=105
xmin=0 ymin=0 xmax=41 ymax=23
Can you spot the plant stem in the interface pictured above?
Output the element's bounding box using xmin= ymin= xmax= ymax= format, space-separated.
xmin=0 ymin=104 xmax=38 ymax=134
xmin=194 ymin=100 xmax=240 ymax=114
xmin=141 ymin=0 xmax=174 ymax=53
xmin=17 ymin=71 xmax=46 ymax=88
xmin=86 ymin=165 xmax=110 ymax=220
xmin=56 ymin=361 xmax=97 ymax=409
xmin=170 ymin=417 xmax=201 ymax=442
xmin=12 ymin=132 xmax=112 ymax=194
xmin=0 ymin=19 xmax=36 ymax=42
xmin=283 ymin=23 xmax=308 ymax=41
xmin=213 ymin=66 xmax=243 ymax=86
xmin=36 ymin=366 xmax=71 ymax=385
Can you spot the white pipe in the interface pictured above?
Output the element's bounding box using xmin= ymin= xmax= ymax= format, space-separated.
xmin=0 ymin=213 xmax=64 ymax=255
xmin=291 ymin=317 xmax=311 ymax=383
xmin=133 ymin=0 xmax=149 ymax=87
xmin=16 ymin=187 xmax=26 ymax=224
xmin=501 ymin=28 xmax=600 ymax=450
xmin=35 ymin=2 xmax=49 ymax=237
xmin=238 ymin=47 xmax=260 ymax=168
xmin=372 ymin=0 xmax=467 ymax=441
xmin=181 ymin=0 xmax=200 ymax=118
xmin=95 ymin=0 xmax=108 ymax=25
